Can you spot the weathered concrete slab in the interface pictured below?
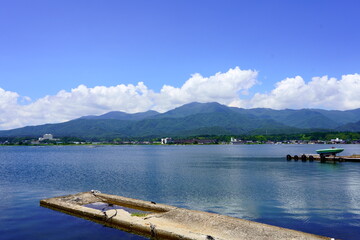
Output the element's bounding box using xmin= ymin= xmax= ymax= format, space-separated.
xmin=40 ymin=191 xmax=333 ymax=240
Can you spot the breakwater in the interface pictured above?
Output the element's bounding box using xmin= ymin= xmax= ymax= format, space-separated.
xmin=41 ymin=191 xmax=332 ymax=240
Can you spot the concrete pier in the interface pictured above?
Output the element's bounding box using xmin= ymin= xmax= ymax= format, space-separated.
xmin=40 ymin=191 xmax=333 ymax=240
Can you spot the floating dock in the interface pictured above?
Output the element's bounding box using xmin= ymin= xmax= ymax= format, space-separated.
xmin=286 ymin=154 xmax=360 ymax=163
xmin=40 ymin=191 xmax=333 ymax=240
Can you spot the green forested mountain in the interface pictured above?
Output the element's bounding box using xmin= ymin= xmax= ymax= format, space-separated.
xmin=0 ymin=102 xmax=359 ymax=139
xmin=337 ymin=121 xmax=360 ymax=132
xmin=232 ymin=108 xmax=343 ymax=129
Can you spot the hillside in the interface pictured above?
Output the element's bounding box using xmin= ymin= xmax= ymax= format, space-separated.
xmin=0 ymin=102 xmax=359 ymax=139
xmin=337 ymin=121 xmax=360 ymax=132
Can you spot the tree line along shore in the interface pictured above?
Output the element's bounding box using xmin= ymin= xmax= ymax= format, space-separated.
xmin=1 ymin=132 xmax=360 ymax=146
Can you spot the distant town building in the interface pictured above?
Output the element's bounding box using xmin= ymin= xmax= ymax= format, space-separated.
xmin=230 ymin=137 xmax=243 ymax=144
xmin=330 ymin=138 xmax=344 ymax=144
xmin=39 ymin=134 xmax=53 ymax=141
xmin=38 ymin=134 xmax=58 ymax=142
xmin=161 ymin=138 xmax=173 ymax=144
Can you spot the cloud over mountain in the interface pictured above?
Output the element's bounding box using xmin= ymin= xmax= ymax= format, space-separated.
xmin=247 ymin=74 xmax=360 ymax=110
xmin=154 ymin=67 xmax=258 ymax=112
xmin=0 ymin=67 xmax=359 ymax=130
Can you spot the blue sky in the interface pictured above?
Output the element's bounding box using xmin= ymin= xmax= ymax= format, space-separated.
xmin=0 ymin=0 xmax=360 ymax=129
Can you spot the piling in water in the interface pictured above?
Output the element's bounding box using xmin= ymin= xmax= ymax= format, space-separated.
xmin=286 ymin=154 xmax=360 ymax=163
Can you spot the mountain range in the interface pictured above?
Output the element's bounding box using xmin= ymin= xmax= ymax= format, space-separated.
xmin=1 ymin=102 xmax=359 ymax=139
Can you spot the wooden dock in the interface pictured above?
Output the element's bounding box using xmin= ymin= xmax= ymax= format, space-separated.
xmin=286 ymin=154 xmax=360 ymax=163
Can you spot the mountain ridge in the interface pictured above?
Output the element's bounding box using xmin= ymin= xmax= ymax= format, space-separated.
xmin=80 ymin=110 xmax=160 ymax=121
xmin=0 ymin=102 xmax=359 ymax=139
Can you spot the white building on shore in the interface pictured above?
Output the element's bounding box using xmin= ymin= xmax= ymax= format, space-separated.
xmin=161 ymin=138 xmax=173 ymax=144
xmin=39 ymin=134 xmax=55 ymax=141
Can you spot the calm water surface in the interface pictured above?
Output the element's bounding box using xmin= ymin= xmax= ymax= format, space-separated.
xmin=1 ymin=144 xmax=360 ymax=239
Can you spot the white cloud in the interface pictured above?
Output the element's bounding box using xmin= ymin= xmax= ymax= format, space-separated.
xmin=18 ymin=82 xmax=155 ymax=125
xmin=0 ymin=67 xmax=258 ymax=130
xmin=0 ymin=88 xmax=19 ymax=107
xmin=1 ymin=68 xmax=360 ymax=130
xmin=0 ymin=88 xmax=22 ymax=129
xmin=246 ymin=74 xmax=360 ymax=110
xmin=154 ymin=67 xmax=258 ymax=112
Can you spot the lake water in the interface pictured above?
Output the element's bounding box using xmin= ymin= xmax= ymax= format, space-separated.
xmin=1 ymin=144 xmax=360 ymax=239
